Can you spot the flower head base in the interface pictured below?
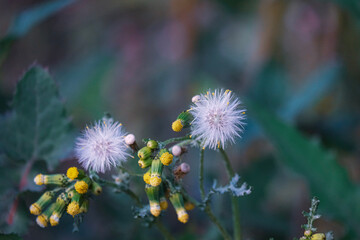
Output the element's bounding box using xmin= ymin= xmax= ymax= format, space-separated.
xmin=190 ymin=89 xmax=246 ymax=150
xmin=75 ymin=119 xmax=130 ymax=173
xmin=66 ymin=167 xmax=79 ymax=180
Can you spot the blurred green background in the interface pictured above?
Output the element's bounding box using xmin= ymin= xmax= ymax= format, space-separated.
xmin=1 ymin=0 xmax=360 ymax=239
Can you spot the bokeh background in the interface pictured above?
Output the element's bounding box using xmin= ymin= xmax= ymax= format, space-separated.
xmin=1 ymin=0 xmax=360 ymax=239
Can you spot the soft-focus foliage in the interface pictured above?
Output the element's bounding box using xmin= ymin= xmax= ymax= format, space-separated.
xmin=1 ymin=0 xmax=360 ymax=239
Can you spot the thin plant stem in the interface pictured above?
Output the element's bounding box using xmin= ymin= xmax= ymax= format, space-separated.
xmin=219 ymin=148 xmax=241 ymax=240
xmin=199 ymin=149 xmax=232 ymax=240
xmin=95 ymin=176 xmax=174 ymax=240
xmin=160 ymin=135 xmax=191 ymax=146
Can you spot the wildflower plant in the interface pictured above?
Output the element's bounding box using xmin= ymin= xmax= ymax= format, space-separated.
xmin=0 ymin=65 xmax=344 ymax=240
xmin=24 ymin=83 xmax=252 ymax=239
xmin=297 ymin=197 xmax=334 ymax=240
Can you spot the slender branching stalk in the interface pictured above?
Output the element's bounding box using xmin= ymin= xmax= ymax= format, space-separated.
xmin=199 ymin=149 xmax=232 ymax=240
xmin=219 ymin=148 xmax=241 ymax=240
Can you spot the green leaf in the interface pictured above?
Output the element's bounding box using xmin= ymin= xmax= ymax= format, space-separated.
xmin=0 ymin=233 xmax=22 ymax=240
xmin=247 ymin=100 xmax=360 ymax=237
xmin=0 ymin=66 xmax=73 ymax=170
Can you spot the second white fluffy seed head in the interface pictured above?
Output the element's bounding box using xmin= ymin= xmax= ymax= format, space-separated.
xmin=190 ymin=89 xmax=246 ymax=150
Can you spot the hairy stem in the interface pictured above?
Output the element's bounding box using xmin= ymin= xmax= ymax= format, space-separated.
xmin=161 ymin=135 xmax=191 ymax=147
xmin=199 ymin=149 xmax=232 ymax=240
xmin=219 ymin=148 xmax=241 ymax=240
xmin=96 ymin=176 xmax=174 ymax=240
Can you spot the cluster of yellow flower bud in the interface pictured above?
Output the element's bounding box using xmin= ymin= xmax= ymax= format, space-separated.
xmin=30 ymin=167 xmax=101 ymax=228
xmin=136 ymin=139 xmax=195 ymax=224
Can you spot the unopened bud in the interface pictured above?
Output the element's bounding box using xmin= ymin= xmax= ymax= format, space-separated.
xmin=192 ymin=95 xmax=201 ymax=103
xmin=174 ymin=163 xmax=190 ymax=180
xmin=171 ymin=145 xmax=182 ymax=157
xmin=125 ymin=134 xmax=139 ymax=151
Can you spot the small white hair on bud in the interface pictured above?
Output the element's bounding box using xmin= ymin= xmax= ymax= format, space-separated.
xmin=125 ymin=134 xmax=136 ymax=145
xmin=172 ymin=145 xmax=182 ymax=157
xmin=192 ymin=95 xmax=201 ymax=103
xmin=180 ymin=163 xmax=190 ymax=173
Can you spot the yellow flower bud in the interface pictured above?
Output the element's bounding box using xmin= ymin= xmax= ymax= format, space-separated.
xmin=160 ymin=152 xmax=173 ymax=166
xmin=66 ymin=167 xmax=79 ymax=180
xmin=311 ymin=233 xmax=325 ymax=240
xmin=75 ymin=177 xmax=92 ymax=194
xmin=67 ymin=202 xmax=80 ymax=217
xmin=184 ymin=201 xmax=195 ymax=211
xmin=143 ymin=170 xmax=151 ymax=184
xmin=150 ymin=173 xmax=162 ymax=187
xmin=150 ymin=202 xmax=161 ymax=217
xmin=34 ymin=174 xmax=44 ymax=185
xmin=36 ymin=214 xmax=48 ymax=228
xmin=172 ymin=119 xmax=183 ymax=132
xmin=177 ymin=209 xmax=189 ymax=223
xmin=160 ymin=198 xmax=168 ymax=210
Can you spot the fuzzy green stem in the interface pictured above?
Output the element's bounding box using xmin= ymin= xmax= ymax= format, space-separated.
xmin=161 ymin=135 xmax=191 ymax=146
xmin=199 ymin=149 xmax=232 ymax=240
xmin=95 ymin=175 xmax=173 ymax=240
xmin=219 ymin=148 xmax=241 ymax=240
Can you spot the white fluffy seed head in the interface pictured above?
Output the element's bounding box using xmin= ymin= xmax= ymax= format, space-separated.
xmin=75 ymin=119 xmax=130 ymax=173
xmin=125 ymin=134 xmax=136 ymax=145
xmin=180 ymin=163 xmax=190 ymax=173
xmin=192 ymin=95 xmax=201 ymax=103
xmin=172 ymin=145 xmax=182 ymax=157
xmin=190 ymin=89 xmax=246 ymax=150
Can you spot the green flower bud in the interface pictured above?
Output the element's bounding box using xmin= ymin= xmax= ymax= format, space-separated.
xmin=145 ymin=184 xmax=161 ymax=217
xmin=49 ymin=193 xmax=68 ymax=226
xmin=138 ymin=157 xmax=153 ymax=168
xmin=170 ymin=192 xmax=189 ymax=223
xmin=30 ymin=191 xmax=55 ymax=215
xmin=91 ymin=181 xmax=102 ymax=195
xmin=80 ymin=199 xmax=89 ymax=213
xmin=147 ymin=140 xmax=158 ymax=150
xmin=138 ymin=146 xmax=152 ymax=159
xmin=34 ymin=174 xmax=69 ymax=186
xmin=150 ymin=159 xmax=163 ymax=186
